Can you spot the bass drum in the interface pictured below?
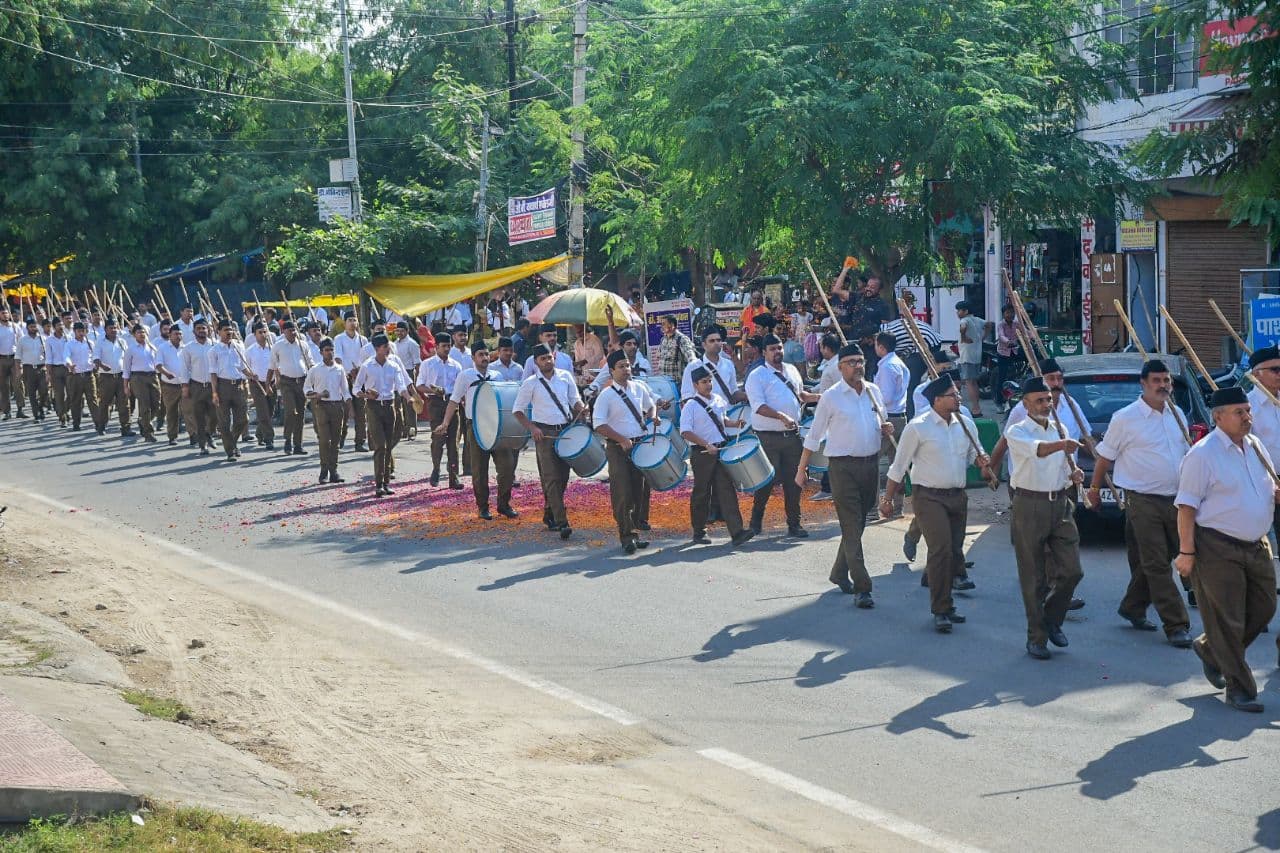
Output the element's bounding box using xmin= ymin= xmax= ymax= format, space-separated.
xmin=653 ymin=418 xmax=689 ymax=460
xmin=554 ymin=422 xmax=607 ymax=478
xmin=631 ymin=435 xmax=688 ymax=492
xmin=720 ymin=435 xmax=775 ymax=493
xmin=724 ymin=402 xmax=753 ymax=439
xmin=798 ymin=416 xmax=828 ymax=473
xmin=470 ymin=381 xmax=530 ymax=451
xmin=645 ymin=376 xmax=681 ymax=426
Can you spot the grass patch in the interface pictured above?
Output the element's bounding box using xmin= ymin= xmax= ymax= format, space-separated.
xmin=0 ymin=801 xmax=348 ymax=852
xmin=0 ymin=631 xmax=55 ymax=670
xmin=120 ymin=690 xmax=192 ymax=723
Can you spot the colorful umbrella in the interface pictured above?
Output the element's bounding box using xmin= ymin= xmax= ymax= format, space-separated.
xmin=527 ymin=288 xmax=643 ymax=327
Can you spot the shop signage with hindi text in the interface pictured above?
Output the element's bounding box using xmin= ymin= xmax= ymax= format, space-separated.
xmin=644 ymin=297 xmax=693 ymax=347
xmin=507 ymin=188 xmax=557 ymax=246
xmin=1119 ymin=220 xmax=1157 ymax=252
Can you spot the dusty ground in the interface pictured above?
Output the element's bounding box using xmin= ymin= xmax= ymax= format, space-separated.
xmin=0 ymin=491 xmax=921 ymax=852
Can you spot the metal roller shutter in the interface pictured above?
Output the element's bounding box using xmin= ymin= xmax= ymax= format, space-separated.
xmin=1166 ymin=220 xmax=1268 ymax=367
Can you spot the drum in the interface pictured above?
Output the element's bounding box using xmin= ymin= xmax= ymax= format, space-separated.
xmin=799 ymin=416 xmax=828 ymax=473
xmin=724 ymin=402 xmax=753 ymax=439
xmin=470 ymin=381 xmax=530 ymax=451
xmin=720 ymin=435 xmax=775 ymax=493
xmin=645 ymin=376 xmax=681 ymax=426
xmin=631 ymin=435 xmax=687 ymax=492
xmin=555 ymin=422 xmax=607 ymax=478
xmin=654 ymin=418 xmax=689 ymax=460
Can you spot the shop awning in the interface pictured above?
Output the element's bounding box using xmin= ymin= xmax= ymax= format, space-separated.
xmin=1168 ymin=93 xmax=1246 ymax=133
xmin=365 ymin=255 xmax=569 ymax=316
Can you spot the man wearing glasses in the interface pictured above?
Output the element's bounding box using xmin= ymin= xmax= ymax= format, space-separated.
xmin=1245 ymin=345 xmax=1280 ymax=632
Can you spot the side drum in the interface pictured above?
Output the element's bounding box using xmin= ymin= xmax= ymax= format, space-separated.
xmin=645 ymin=376 xmax=681 ymax=426
xmin=798 ymin=416 xmax=828 ymax=473
xmin=554 ymin=422 xmax=607 ymax=477
xmin=631 ymin=435 xmax=687 ymax=492
xmin=720 ymin=435 xmax=775 ymax=493
xmin=470 ymin=381 xmax=530 ymax=451
xmin=724 ymin=402 xmax=753 ymax=439
xmin=653 ymin=418 xmax=689 ymax=460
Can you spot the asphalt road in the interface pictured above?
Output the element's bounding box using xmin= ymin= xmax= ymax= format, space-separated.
xmin=5 ymin=416 xmax=1280 ymax=852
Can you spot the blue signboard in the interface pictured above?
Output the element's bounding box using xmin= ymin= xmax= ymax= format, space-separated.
xmin=1250 ymin=297 xmax=1280 ymax=351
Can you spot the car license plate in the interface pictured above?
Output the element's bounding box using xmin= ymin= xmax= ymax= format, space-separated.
xmin=1099 ymin=488 xmax=1117 ymax=505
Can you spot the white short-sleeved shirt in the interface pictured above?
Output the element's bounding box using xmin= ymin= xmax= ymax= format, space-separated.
xmin=1175 ymin=427 xmax=1276 ymax=542
xmin=449 ymin=367 xmax=499 ymax=419
xmin=680 ymin=392 xmax=732 ymax=446
xmin=744 ymin=361 xmax=805 ymax=432
xmin=417 ymin=355 xmax=463 ymax=395
xmin=888 ymin=409 xmax=978 ymax=489
xmin=521 ymin=349 xmax=575 ymax=379
xmin=514 ymin=368 xmax=580 ymax=426
xmin=1005 ymin=415 xmax=1073 ymax=492
xmin=804 ymin=379 xmax=884 ymax=458
xmin=1247 ymin=386 xmax=1280 ymax=465
xmin=873 ymin=352 xmax=910 ymax=415
xmin=680 ymin=354 xmax=737 ymax=400
xmin=957 ymin=315 xmax=985 ymax=364
xmin=592 ymin=380 xmax=654 ymax=439
xmin=1094 ymin=397 xmax=1189 ymax=496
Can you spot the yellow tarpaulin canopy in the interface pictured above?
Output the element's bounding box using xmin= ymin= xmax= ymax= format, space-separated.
xmin=242 ymin=294 xmax=358 ymax=309
xmin=365 ymin=254 xmax=568 ymax=316
xmin=2 ymin=284 xmax=49 ymax=299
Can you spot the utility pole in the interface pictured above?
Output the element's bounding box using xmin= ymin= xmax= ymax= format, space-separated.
xmin=568 ymin=0 xmax=587 ymax=288
xmin=475 ymin=111 xmax=493 ymax=272
xmin=338 ymin=0 xmax=363 ymax=221
xmin=130 ymin=103 xmax=143 ymax=183
xmin=505 ymin=0 xmax=518 ymax=112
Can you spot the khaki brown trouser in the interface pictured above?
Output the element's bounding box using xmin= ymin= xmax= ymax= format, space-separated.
xmin=160 ymin=382 xmax=184 ymax=441
xmin=312 ymin=399 xmax=345 ymax=473
xmin=67 ymin=371 xmax=95 ymax=428
xmin=533 ymin=422 xmax=571 ymax=527
xmin=128 ymin=373 xmax=160 ymax=438
xmin=341 ymin=372 xmax=366 ymax=446
xmin=605 ymin=439 xmax=650 ymax=543
xmin=828 ymin=455 xmax=880 ymax=593
xmin=365 ymin=399 xmax=401 ymax=487
xmin=1191 ymin=526 xmax=1276 ymax=700
xmin=93 ymin=372 xmax=128 ymax=432
xmin=187 ymin=381 xmax=215 ymax=448
xmin=428 ymin=396 xmax=459 ymax=475
xmin=881 ymin=415 xmax=907 ymax=512
xmin=750 ymin=430 xmax=802 ymax=528
xmin=470 ymin=439 xmax=517 ymax=512
xmin=1011 ymin=488 xmax=1084 ymax=644
xmin=0 ymin=355 xmax=17 ymax=414
xmin=48 ymin=364 xmax=68 ymax=422
xmin=279 ymin=376 xmax=306 ymax=448
xmin=22 ymin=364 xmax=46 ymax=416
xmin=400 ymin=394 xmax=417 ymax=439
xmin=252 ymin=379 xmax=278 ymax=446
xmin=1118 ymin=492 xmax=1190 ymax=635
xmin=690 ymin=445 xmax=743 ymax=536
xmin=215 ymin=378 xmax=248 ymax=457
xmin=915 ymin=485 xmax=969 ymax=615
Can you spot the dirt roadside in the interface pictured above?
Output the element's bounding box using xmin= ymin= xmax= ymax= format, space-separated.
xmin=0 ymin=491 xmax=925 ymax=852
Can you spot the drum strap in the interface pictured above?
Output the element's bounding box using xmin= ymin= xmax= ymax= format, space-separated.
xmin=701 ymin=358 xmax=735 ymax=399
xmin=538 ymin=375 xmax=572 ymax=423
xmin=694 ymin=397 xmax=728 ymax=442
xmin=613 ymin=384 xmax=648 ymax=431
xmin=469 ymin=372 xmax=492 ymax=388
xmin=772 ymin=369 xmax=803 ymax=405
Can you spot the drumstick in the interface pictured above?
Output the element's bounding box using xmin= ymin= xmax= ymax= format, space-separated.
xmin=1114 ymin=299 xmax=1192 ymax=447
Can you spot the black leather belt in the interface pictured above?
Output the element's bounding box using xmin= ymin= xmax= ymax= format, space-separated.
xmin=371 ymin=399 xmax=396 ymax=406
xmin=834 ymin=453 xmax=879 ymax=463
xmin=130 ymin=370 xmax=155 ymax=375
xmin=915 ymin=485 xmax=965 ymax=495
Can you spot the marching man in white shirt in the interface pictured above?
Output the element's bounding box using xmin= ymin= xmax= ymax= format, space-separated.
xmin=269 ymin=319 xmax=313 ymax=456
xmin=680 ymin=365 xmax=755 ymax=547
xmin=92 ymin=318 xmax=131 ymax=437
xmin=1244 ymin=346 xmax=1280 ymax=571
xmin=208 ymin=319 xmax=251 ymax=462
xmin=43 ymin=320 xmax=71 ymax=426
xmin=417 ymin=333 xmax=465 ymax=489
xmin=16 ymin=318 xmax=46 ymax=421
xmin=592 ymin=349 xmax=657 ymax=553
xmin=333 ymin=311 xmax=369 ymax=452
xmin=352 ymin=333 xmax=413 ymax=498
xmin=1089 ymin=359 xmax=1193 ymax=648
xmin=156 ymin=325 xmax=186 ymax=445
xmin=245 ymin=322 xmax=277 ymax=450
xmin=65 ymin=322 xmax=96 ymax=431
xmin=435 ymin=341 xmax=518 ymax=521
xmin=884 ymin=374 xmax=991 ymax=634
xmin=798 ymin=343 xmax=894 ymax=608
xmin=122 ymin=323 xmax=168 ymax=443
xmin=1174 ymin=386 xmax=1279 ymax=712
xmin=1004 ymin=376 xmax=1086 ymax=659
xmin=513 ymin=343 xmax=585 ymax=540
xmin=303 ymin=337 xmax=351 ymax=484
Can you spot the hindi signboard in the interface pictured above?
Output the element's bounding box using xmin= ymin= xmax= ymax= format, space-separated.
xmin=644 ymin=297 xmax=693 ymax=348
xmin=317 ymin=186 xmax=353 ymax=223
xmin=1250 ymin=298 xmax=1280 ymax=350
xmin=508 ymin=188 xmax=557 ymax=246
xmin=1119 ymin=219 xmax=1157 ymax=252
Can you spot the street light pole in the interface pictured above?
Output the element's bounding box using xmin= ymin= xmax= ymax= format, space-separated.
xmin=338 ymin=0 xmax=362 ymax=222
xmin=568 ymin=0 xmax=587 ymax=288
xmin=475 ymin=111 xmax=493 ymax=272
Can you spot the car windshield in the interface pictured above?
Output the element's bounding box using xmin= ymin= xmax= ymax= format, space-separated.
xmin=1063 ymin=376 xmax=1197 ymax=423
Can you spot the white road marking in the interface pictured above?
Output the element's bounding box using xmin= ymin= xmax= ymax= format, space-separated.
xmin=698 ymin=748 xmax=988 ymax=853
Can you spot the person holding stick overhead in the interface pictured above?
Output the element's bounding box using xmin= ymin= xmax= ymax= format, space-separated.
xmin=798 ymin=342 xmax=894 ymax=607
xmin=1175 ymin=385 xmax=1279 ymax=712
xmin=884 ymin=374 xmax=992 ymax=633
xmin=1088 ymin=358 xmax=1194 ymax=649
xmin=1005 ymin=376 xmax=1086 ymax=659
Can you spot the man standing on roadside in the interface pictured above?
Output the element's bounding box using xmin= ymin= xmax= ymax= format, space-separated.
xmin=955 ymin=301 xmax=989 ymax=417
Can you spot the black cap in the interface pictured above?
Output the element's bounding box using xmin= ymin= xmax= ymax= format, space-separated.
xmin=1022 ymin=375 xmax=1048 ymax=395
xmin=217 ymin=319 xmax=232 ymax=330
xmin=371 ymin=333 xmax=389 ymax=348
xmin=131 ymin=324 xmax=145 ymax=334
xmin=343 ymin=310 xmax=356 ymax=320
xmin=1039 ymin=357 xmax=1063 ymax=375
xmin=531 ymin=343 xmax=552 ymax=358
xmin=838 ymin=343 xmax=863 ymax=359
xmin=451 ymin=325 xmax=467 ymax=335
xmin=761 ymin=334 xmax=782 ymax=347
xmin=1250 ymin=346 xmax=1280 ymax=369
xmin=281 ymin=319 xmax=295 ymax=330
xmin=618 ymin=330 xmax=639 ymax=345
xmin=396 ymin=321 xmax=409 ymax=330
xmin=540 ymin=323 xmax=557 ymax=335
xmin=701 ymin=325 xmax=727 ymax=343
xmin=268 ymin=323 xmax=280 ymax=334
xmin=319 ymin=337 xmax=334 ymax=350
xmin=252 ymin=322 xmax=266 ymax=333
xmin=434 ymin=332 xmax=450 ymax=345
xmin=922 ymin=375 xmax=954 ymax=402
xmin=72 ymin=321 xmax=85 ymax=331
xmin=1210 ymin=386 xmax=1249 ymax=408
xmin=471 ymin=340 xmax=489 ymax=354
xmin=497 ymin=336 xmax=513 ymax=349
xmin=607 ymin=349 xmax=628 ymax=369
xmin=753 ymin=313 xmax=778 ymax=329
xmin=193 ymin=315 xmax=208 ymax=326
xmin=690 ymin=365 xmax=711 ymax=382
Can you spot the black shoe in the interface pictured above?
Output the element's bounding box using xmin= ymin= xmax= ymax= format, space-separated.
xmin=320 ymin=471 xmax=330 ymax=484
xmin=952 ymin=576 xmax=976 ymax=591
xmin=1 ymin=413 xmax=8 ymax=421
xmin=95 ymin=428 xmax=106 ymax=435
xmin=731 ymin=528 xmax=756 ymax=548
xmin=560 ymin=525 xmax=573 ymax=540
xmin=947 ymin=609 xmax=966 ymax=624
xmin=200 ymin=447 xmax=210 ymax=456
xmin=375 ymin=487 xmax=387 ymax=497
xmin=283 ymin=444 xmax=293 ymax=455
xmin=1226 ymin=690 xmax=1264 ymax=713
xmin=903 ymin=533 xmax=918 ymax=562
xmin=623 ymin=540 xmax=637 ymax=555
xmin=692 ymin=530 xmax=713 ymax=545
xmin=168 ymin=438 xmax=177 ymax=446
xmin=355 ymin=443 xmax=368 ymax=452
xmin=1118 ymin=608 xmax=1158 ymax=631
xmin=234 ymin=449 xmax=242 ymax=458
xmin=855 ymin=592 xmax=875 ymax=609
xmin=144 ymin=435 xmax=157 ymax=443
xmin=121 ymin=429 xmax=135 ymax=437
xmin=787 ymin=525 xmax=809 ymax=538
xmin=830 ymin=578 xmax=855 ymax=595
xmin=1068 ymin=597 xmax=1086 ymax=611
xmin=1043 ymin=619 xmax=1068 ymax=648
xmin=497 ymin=506 xmax=519 ymax=519
xmin=430 ymin=470 xmax=440 ymax=487
xmin=383 ymin=484 xmax=394 ymax=495
xmin=634 ymin=521 xmax=652 ymax=532
xmin=1026 ymin=641 xmax=1051 ymax=660
xmin=478 ymin=508 xmax=493 ymax=520
xmin=633 ymin=538 xmax=650 ymax=549
xmin=264 ymin=442 xmax=275 ymax=451
xmin=1167 ymin=629 xmax=1193 ymax=648
xmin=15 ymin=412 xmax=26 ymax=419
xmin=747 ymin=524 xmax=762 ymax=538
xmin=330 ymin=472 xmax=345 ymax=483
xmin=389 ymin=473 xmax=396 ymax=480
xmin=964 ymin=560 xmax=974 ymax=569
xmin=225 ymin=454 xmax=236 ymax=462
xmin=1193 ymin=641 xmax=1227 ymax=689
xmin=293 ymin=447 xmax=307 ymax=456
xmin=449 ymin=477 xmax=464 ymax=490
xmin=934 ymin=614 xmax=953 ymax=634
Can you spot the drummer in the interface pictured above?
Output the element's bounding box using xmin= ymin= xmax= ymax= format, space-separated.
xmin=592 ymin=349 xmax=658 ymax=553
xmin=435 ymin=341 xmax=518 ymax=521
xmin=680 ymin=325 xmax=745 ymax=403
xmin=681 ymin=365 xmax=756 ymax=547
xmin=513 ymin=343 xmax=585 ymax=539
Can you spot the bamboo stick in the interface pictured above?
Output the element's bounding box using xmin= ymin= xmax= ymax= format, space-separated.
xmin=1114 ymin=299 xmax=1192 ymax=447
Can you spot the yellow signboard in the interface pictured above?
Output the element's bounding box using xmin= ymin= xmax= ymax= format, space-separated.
xmin=1119 ymin=219 xmax=1157 ymax=252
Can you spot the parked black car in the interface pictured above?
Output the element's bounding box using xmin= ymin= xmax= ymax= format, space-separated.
xmin=1056 ymin=353 xmax=1212 ymax=520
